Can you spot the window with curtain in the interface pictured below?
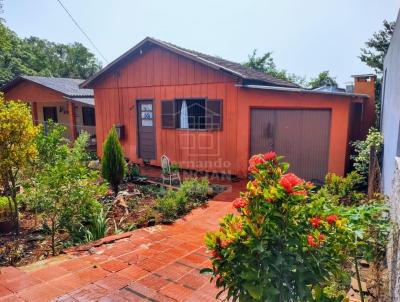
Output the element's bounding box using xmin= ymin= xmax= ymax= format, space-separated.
xmin=161 ymin=99 xmax=222 ymax=130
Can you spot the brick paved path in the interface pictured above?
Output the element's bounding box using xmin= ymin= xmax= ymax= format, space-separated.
xmin=0 ymin=182 xmax=244 ymax=302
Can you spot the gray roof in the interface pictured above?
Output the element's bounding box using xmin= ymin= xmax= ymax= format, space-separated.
xmin=2 ymin=75 xmax=94 ymax=97
xmin=81 ymin=37 xmax=299 ymax=89
xmin=64 ymin=97 xmax=94 ymax=106
xmin=313 ymin=85 xmax=346 ymax=93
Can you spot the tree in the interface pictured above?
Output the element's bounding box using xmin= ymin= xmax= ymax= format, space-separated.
xmin=360 ymin=20 xmax=395 ymax=74
xmin=25 ymin=131 xmax=104 ymax=255
xmin=0 ymin=94 xmax=39 ymax=235
xmin=307 ymin=71 xmax=338 ymax=89
xmin=244 ymin=50 xmax=306 ymax=87
xmin=0 ymin=22 xmax=102 ymax=86
xmin=101 ymin=127 xmax=126 ymax=194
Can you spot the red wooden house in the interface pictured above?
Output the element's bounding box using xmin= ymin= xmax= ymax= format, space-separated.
xmin=81 ymin=37 xmax=375 ymax=182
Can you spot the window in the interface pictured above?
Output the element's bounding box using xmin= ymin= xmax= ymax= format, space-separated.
xmin=43 ymin=107 xmax=58 ymax=122
xmin=161 ymin=99 xmax=222 ymax=130
xmin=82 ymin=107 xmax=96 ymax=126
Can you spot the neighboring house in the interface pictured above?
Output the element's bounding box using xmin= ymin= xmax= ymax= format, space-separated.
xmin=81 ymin=37 xmax=375 ymax=181
xmin=2 ymin=76 xmax=96 ymax=144
xmin=381 ymin=10 xmax=400 ymax=300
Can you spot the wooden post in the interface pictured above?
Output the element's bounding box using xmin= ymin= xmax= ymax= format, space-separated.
xmin=31 ymin=102 xmax=38 ymax=125
xmin=68 ymin=101 xmax=77 ymax=140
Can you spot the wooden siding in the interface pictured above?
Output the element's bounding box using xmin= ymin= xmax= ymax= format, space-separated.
xmin=93 ymin=44 xmax=361 ymax=177
xmin=4 ymin=80 xmax=64 ymax=102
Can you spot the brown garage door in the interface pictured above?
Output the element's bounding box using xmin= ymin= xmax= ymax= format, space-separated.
xmin=250 ymin=109 xmax=331 ymax=182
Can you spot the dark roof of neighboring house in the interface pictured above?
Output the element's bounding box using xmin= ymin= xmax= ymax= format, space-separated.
xmin=2 ymin=75 xmax=94 ymax=97
xmin=81 ymin=37 xmax=299 ymax=89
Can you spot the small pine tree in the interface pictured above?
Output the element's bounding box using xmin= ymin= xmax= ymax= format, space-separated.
xmin=101 ymin=127 xmax=126 ymax=194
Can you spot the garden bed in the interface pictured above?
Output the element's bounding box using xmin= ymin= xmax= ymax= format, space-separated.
xmin=0 ymin=179 xmax=227 ymax=267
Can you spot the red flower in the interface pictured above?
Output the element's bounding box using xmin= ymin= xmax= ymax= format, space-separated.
xmin=220 ymin=240 xmax=232 ymax=249
xmin=248 ymin=155 xmax=265 ymax=172
xmin=265 ymin=197 xmax=273 ymax=203
xmin=279 ymin=173 xmax=304 ymax=193
xmin=318 ymin=233 xmax=325 ymax=242
xmin=310 ymin=217 xmax=321 ymax=228
xmin=263 ymin=151 xmax=277 ymax=161
xmin=307 ymin=235 xmax=317 ymax=248
xmin=233 ymin=198 xmax=246 ymax=209
xmin=326 ymin=215 xmax=338 ymax=225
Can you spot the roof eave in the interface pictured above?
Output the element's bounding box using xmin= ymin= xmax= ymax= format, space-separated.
xmin=236 ymin=84 xmax=369 ymax=98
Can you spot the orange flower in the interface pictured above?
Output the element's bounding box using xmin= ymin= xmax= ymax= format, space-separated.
xmin=318 ymin=233 xmax=325 ymax=243
xmin=248 ymin=155 xmax=265 ymax=172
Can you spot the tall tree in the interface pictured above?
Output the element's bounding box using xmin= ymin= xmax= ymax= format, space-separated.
xmin=307 ymin=71 xmax=338 ymax=89
xmin=244 ymin=50 xmax=306 ymax=86
xmin=0 ymin=22 xmax=102 ymax=86
xmin=0 ymin=94 xmax=39 ymax=235
xmin=360 ymin=20 xmax=395 ymax=74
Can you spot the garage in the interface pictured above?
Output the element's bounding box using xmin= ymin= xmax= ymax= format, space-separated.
xmin=250 ymin=109 xmax=331 ymax=182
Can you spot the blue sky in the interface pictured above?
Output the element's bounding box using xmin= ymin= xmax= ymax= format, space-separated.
xmin=3 ymin=0 xmax=400 ymax=86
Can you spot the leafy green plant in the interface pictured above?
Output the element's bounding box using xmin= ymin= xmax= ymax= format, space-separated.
xmin=102 ymin=126 xmax=127 ymax=195
xmin=156 ymin=192 xmax=178 ymax=223
xmin=170 ymin=163 xmax=180 ymax=173
xmin=204 ymin=152 xmax=353 ymax=302
xmin=317 ymin=171 xmax=365 ymax=205
xmin=0 ymin=96 xmax=40 ymax=235
xmin=25 ymin=132 xmax=106 ymax=255
xmin=179 ymin=177 xmax=209 ymax=203
xmin=351 ymin=128 xmax=383 ymax=182
xmin=125 ymin=162 xmax=140 ymax=181
xmin=83 ymin=207 xmax=110 ymax=242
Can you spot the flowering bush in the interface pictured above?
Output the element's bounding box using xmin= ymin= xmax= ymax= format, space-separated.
xmin=204 ymin=153 xmax=351 ymax=301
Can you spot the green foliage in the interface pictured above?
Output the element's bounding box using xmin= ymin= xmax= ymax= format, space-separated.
xmin=0 ymin=95 xmax=39 ymax=234
xmin=351 ymin=128 xmax=383 ymax=182
xmin=156 ymin=191 xmax=179 ymax=222
xmin=317 ymin=172 xmax=365 ymax=205
xmin=179 ymin=177 xmax=209 ymax=203
xmin=204 ymin=153 xmax=389 ymax=302
xmin=360 ymin=20 xmax=395 ymax=74
xmin=82 ymin=207 xmax=110 ymax=242
xmin=170 ymin=163 xmax=180 ymax=173
xmin=125 ymin=162 xmax=140 ymax=181
xmin=156 ymin=178 xmax=209 ymax=222
xmin=101 ymin=127 xmax=127 ymax=194
xmin=307 ymin=71 xmax=338 ymax=89
xmin=0 ymin=22 xmax=101 ymax=86
xmin=0 ymin=196 xmax=10 ymax=215
xmin=243 ymin=49 xmax=306 ymax=86
xmin=25 ymin=130 xmax=106 ymax=255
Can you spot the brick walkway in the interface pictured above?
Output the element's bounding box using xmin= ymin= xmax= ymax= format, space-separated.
xmin=0 ymin=182 xmax=244 ymax=302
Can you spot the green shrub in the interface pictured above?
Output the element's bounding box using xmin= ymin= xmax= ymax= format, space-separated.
xmin=179 ymin=177 xmax=209 ymax=203
xmin=170 ymin=163 xmax=180 ymax=173
xmin=317 ymin=171 xmax=365 ymax=205
xmin=351 ymin=128 xmax=383 ymax=183
xmin=25 ymin=132 xmax=106 ymax=255
xmin=204 ymin=153 xmax=389 ymax=302
xmin=102 ymin=127 xmax=126 ymax=194
xmin=125 ymin=162 xmax=140 ymax=181
xmin=83 ymin=207 xmax=110 ymax=242
xmin=156 ymin=192 xmax=178 ymax=222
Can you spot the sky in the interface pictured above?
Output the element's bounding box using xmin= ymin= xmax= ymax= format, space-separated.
xmin=3 ymin=0 xmax=400 ymax=86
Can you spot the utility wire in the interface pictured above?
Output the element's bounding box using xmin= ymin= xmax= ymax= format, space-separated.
xmin=56 ymin=0 xmax=108 ymax=63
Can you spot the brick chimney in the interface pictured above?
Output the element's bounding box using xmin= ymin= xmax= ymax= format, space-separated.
xmin=352 ymin=74 xmax=376 ymax=137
